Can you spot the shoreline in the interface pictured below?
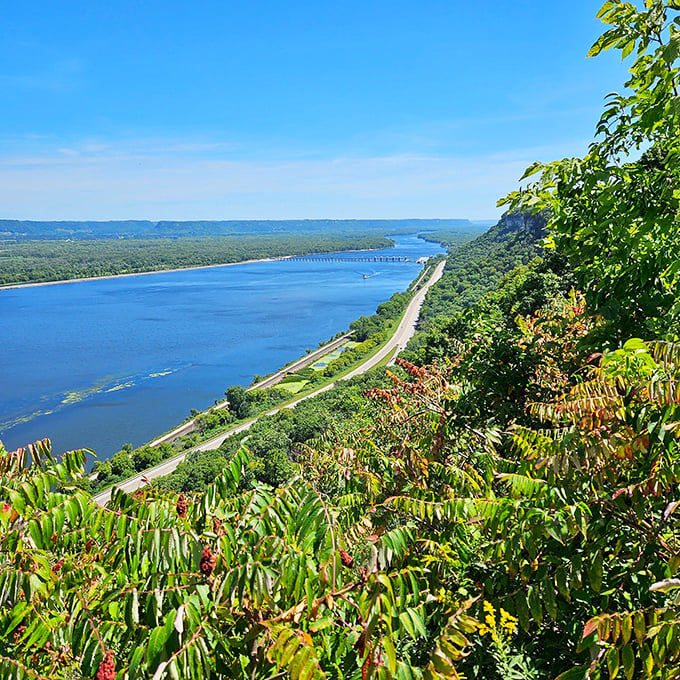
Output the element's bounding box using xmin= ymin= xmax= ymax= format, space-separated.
xmin=0 ymin=245 xmax=394 ymax=291
xmin=0 ymin=255 xmax=290 ymax=291
xmin=91 ymin=259 xmax=445 ymax=504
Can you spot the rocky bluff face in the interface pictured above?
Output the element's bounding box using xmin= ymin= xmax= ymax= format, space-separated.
xmin=496 ymin=210 xmax=549 ymax=239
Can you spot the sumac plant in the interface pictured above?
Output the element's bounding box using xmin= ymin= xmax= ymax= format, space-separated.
xmin=0 ymin=438 xmax=476 ymax=679
xmin=301 ymin=320 xmax=680 ymax=677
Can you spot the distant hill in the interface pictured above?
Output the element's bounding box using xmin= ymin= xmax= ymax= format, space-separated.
xmin=418 ymin=210 xmax=548 ymax=321
xmin=0 ymin=218 xmax=486 ymax=241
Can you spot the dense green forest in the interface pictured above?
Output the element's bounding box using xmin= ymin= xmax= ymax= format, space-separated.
xmin=0 ymin=218 xmax=482 ymax=241
xmin=3 ymin=3 xmax=680 ymax=679
xmin=155 ymin=371 xmax=390 ymax=494
xmin=0 ymin=219 xmax=478 ymax=287
xmin=0 ymin=234 xmax=390 ymax=286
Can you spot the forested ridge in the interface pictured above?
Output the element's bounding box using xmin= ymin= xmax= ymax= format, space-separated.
xmin=3 ymin=2 xmax=680 ymax=679
xmin=419 ymin=210 xmax=548 ymax=319
xmin=0 ymin=218 xmax=480 ymax=241
xmin=0 ymin=234 xmax=393 ymax=287
xmin=0 ymin=218 xmax=481 ymax=287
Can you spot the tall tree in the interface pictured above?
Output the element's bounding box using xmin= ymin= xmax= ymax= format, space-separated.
xmin=503 ymin=0 xmax=680 ymax=341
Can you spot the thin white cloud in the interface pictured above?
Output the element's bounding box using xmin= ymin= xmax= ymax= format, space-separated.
xmin=0 ymin=139 xmax=582 ymax=221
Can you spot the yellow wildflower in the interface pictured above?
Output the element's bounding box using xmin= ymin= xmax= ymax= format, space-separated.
xmin=483 ymin=602 xmax=497 ymax=629
xmin=477 ymin=623 xmax=490 ymax=636
xmin=499 ymin=608 xmax=518 ymax=635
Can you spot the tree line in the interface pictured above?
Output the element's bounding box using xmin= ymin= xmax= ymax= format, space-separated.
xmin=0 ymin=234 xmax=393 ymax=286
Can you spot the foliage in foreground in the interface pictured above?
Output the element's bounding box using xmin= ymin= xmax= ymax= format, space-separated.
xmin=0 ymin=440 xmax=478 ymax=679
xmin=3 ymin=292 xmax=680 ymax=679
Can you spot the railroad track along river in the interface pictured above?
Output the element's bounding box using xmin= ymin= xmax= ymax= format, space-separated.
xmin=93 ymin=260 xmax=446 ymax=505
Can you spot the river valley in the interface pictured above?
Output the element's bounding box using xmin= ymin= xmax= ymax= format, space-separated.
xmin=0 ymin=235 xmax=445 ymax=459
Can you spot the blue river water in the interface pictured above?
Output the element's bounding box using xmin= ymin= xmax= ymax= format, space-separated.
xmin=0 ymin=235 xmax=444 ymax=460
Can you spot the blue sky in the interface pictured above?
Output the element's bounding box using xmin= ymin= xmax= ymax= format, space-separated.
xmin=0 ymin=1 xmax=628 ymax=220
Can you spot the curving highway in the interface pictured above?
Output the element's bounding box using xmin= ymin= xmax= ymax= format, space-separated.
xmin=92 ymin=260 xmax=445 ymax=505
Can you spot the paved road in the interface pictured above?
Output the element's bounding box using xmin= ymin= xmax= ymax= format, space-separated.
xmin=92 ymin=260 xmax=445 ymax=505
xmin=343 ymin=260 xmax=445 ymax=377
xmin=148 ymin=333 xmax=353 ymax=447
xmin=249 ymin=332 xmax=353 ymax=390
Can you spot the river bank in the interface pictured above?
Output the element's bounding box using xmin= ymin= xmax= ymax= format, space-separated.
xmin=91 ymin=259 xmax=446 ymax=504
xmin=0 ymin=256 xmax=286 ymax=290
xmin=1 ymin=235 xmax=446 ymax=457
xmin=0 ymin=245 xmax=393 ymax=290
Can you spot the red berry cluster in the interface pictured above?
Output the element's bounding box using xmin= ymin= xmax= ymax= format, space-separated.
xmin=176 ymin=494 xmax=188 ymax=518
xmin=339 ymin=549 xmax=354 ymax=568
xmin=52 ymin=559 xmax=64 ymax=573
xmin=200 ymin=546 xmax=216 ymax=576
xmin=362 ymin=655 xmax=372 ymax=680
xmin=364 ymin=387 xmax=402 ymax=405
xmin=212 ymin=517 xmax=223 ymax=536
xmin=13 ymin=624 xmax=26 ymax=644
xmin=395 ymin=357 xmax=429 ymax=379
xmin=95 ymin=649 xmax=116 ymax=680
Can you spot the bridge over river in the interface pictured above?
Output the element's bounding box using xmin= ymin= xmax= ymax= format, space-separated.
xmin=287 ymin=255 xmax=429 ymax=264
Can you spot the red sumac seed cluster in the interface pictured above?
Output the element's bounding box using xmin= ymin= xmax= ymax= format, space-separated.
xmin=364 ymin=388 xmax=402 ymax=405
xmin=362 ymin=655 xmax=372 ymax=680
xmin=395 ymin=357 xmax=429 ymax=379
xmin=339 ymin=549 xmax=354 ymax=568
xmin=95 ymin=649 xmax=116 ymax=680
xmin=176 ymin=493 xmax=188 ymax=518
xmin=13 ymin=624 xmax=26 ymax=644
xmin=200 ymin=546 xmax=216 ymax=576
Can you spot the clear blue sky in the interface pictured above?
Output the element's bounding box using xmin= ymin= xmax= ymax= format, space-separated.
xmin=0 ymin=1 xmax=628 ymax=220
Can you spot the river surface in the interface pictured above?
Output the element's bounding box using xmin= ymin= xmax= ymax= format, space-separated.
xmin=0 ymin=235 xmax=444 ymax=460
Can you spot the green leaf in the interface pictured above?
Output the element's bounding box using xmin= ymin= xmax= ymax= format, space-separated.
xmin=555 ymin=666 xmax=588 ymax=680
xmin=542 ymin=578 xmax=557 ymax=621
xmin=520 ymin=162 xmax=545 ymax=180
xmin=28 ymin=519 xmax=44 ymax=550
xmin=596 ymin=1 xmax=616 ymax=19
xmin=280 ymin=636 xmax=303 ymax=667
xmin=556 ymin=567 xmax=571 ymax=601
xmin=641 ymin=642 xmax=654 ymax=675
xmin=622 ymin=338 xmax=648 ymax=352
xmin=527 ymin=586 xmax=543 ymax=626
xmin=515 ymin=592 xmax=531 ymax=632
xmin=147 ymin=622 xmax=173 ymax=669
xmin=621 ymin=39 xmax=635 ymax=59
xmin=128 ymin=646 xmax=146 ymax=679
xmin=663 ymin=34 xmax=680 ymax=63
xmin=622 ymin=644 xmax=635 ymax=680
xmin=383 ymin=636 xmax=398 ymax=675
xmin=589 ymin=551 xmax=604 ymax=594
xmin=633 ymin=611 xmax=646 ymax=642
xmin=605 ymin=647 xmax=619 ymax=679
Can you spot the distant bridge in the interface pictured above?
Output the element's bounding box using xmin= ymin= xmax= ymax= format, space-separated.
xmin=287 ymin=255 xmax=427 ymax=263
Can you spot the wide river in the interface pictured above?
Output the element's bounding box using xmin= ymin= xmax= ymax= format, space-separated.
xmin=0 ymin=234 xmax=444 ymax=460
